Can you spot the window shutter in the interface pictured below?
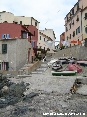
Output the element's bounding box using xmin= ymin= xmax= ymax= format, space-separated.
xmin=2 ymin=44 xmax=7 ymax=54
xmin=2 ymin=34 xmax=4 ymax=39
xmin=6 ymin=34 xmax=10 ymax=38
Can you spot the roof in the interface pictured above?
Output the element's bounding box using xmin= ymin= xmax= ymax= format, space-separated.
xmin=82 ymin=6 xmax=87 ymax=12
xmin=40 ymin=29 xmax=56 ymax=39
xmin=64 ymin=0 xmax=80 ymax=19
xmin=31 ymin=17 xmax=40 ymax=23
xmin=21 ymin=25 xmax=33 ymax=36
xmin=39 ymin=32 xmax=53 ymax=41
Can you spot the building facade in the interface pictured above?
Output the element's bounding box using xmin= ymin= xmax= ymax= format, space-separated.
xmin=64 ymin=0 xmax=87 ymax=47
xmin=0 ymin=38 xmax=32 ymax=71
xmin=0 ymin=22 xmax=37 ymax=62
xmin=37 ymin=32 xmax=53 ymax=52
xmin=39 ymin=28 xmax=56 ymax=50
xmin=60 ymin=32 xmax=65 ymax=47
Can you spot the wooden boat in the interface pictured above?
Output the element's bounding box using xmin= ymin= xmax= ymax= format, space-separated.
xmin=47 ymin=59 xmax=58 ymax=67
xmin=51 ymin=70 xmax=77 ymax=76
xmin=68 ymin=64 xmax=82 ymax=73
xmin=58 ymin=59 xmax=67 ymax=64
xmin=77 ymin=61 xmax=87 ymax=66
xmin=68 ymin=59 xmax=75 ymax=64
xmin=52 ymin=62 xmax=62 ymax=71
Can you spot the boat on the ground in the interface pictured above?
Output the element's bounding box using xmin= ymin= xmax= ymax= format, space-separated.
xmin=77 ymin=60 xmax=87 ymax=66
xmin=58 ymin=58 xmax=67 ymax=64
xmin=68 ymin=64 xmax=82 ymax=73
xmin=47 ymin=58 xmax=58 ymax=67
xmin=52 ymin=61 xmax=62 ymax=71
xmin=67 ymin=59 xmax=76 ymax=64
xmin=51 ymin=70 xmax=77 ymax=76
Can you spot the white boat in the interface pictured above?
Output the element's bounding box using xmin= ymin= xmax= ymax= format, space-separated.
xmin=51 ymin=70 xmax=77 ymax=76
xmin=47 ymin=59 xmax=58 ymax=67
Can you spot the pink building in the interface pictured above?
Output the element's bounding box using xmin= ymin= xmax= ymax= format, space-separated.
xmin=64 ymin=0 xmax=87 ymax=47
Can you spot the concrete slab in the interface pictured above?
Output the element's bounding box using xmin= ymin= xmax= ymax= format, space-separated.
xmin=76 ymin=85 xmax=87 ymax=95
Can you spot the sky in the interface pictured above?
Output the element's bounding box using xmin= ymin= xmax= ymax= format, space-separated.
xmin=0 ymin=0 xmax=78 ymax=45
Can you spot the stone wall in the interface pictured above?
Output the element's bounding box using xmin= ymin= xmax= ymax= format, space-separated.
xmin=55 ymin=45 xmax=87 ymax=59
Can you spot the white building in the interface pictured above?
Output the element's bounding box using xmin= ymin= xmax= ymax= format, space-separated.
xmin=0 ymin=11 xmax=40 ymax=30
xmin=39 ymin=28 xmax=56 ymax=50
xmin=37 ymin=32 xmax=53 ymax=52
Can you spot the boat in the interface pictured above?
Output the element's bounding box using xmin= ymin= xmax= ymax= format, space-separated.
xmin=67 ymin=59 xmax=75 ymax=64
xmin=52 ymin=61 xmax=62 ymax=71
xmin=51 ymin=70 xmax=77 ymax=76
xmin=68 ymin=64 xmax=82 ymax=73
xmin=47 ymin=59 xmax=58 ymax=67
xmin=77 ymin=60 xmax=87 ymax=66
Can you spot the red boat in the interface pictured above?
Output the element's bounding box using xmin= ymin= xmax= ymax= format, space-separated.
xmin=68 ymin=64 xmax=82 ymax=73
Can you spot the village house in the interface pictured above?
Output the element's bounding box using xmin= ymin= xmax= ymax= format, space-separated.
xmin=0 ymin=11 xmax=39 ymax=55
xmin=39 ymin=28 xmax=56 ymax=50
xmin=59 ymin=32 xmax=65 ymax=48
xmin=37 ymin=32 xmax=53 ymax=52
xmin=0 ymin=22 xmax=37 ymax=71
xmin=0 ymin=38 xmax=32 ymax=71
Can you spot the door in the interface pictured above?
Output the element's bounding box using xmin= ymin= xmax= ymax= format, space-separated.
xmin=6 ymin=62 xmax=9 ymax=70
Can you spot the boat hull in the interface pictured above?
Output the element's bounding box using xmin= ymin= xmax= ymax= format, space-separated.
xmin=51 ymin=71 xmax=76 ymax=76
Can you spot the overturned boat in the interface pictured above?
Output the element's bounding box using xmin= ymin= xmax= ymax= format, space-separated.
xmin=68 ymin=64 xmax=82 ymax=73
xmin=51 ymin=70 xmax=77 ymax=76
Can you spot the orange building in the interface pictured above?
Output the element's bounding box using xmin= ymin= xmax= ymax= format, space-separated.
xmin=60 ymin=32 xmax=65 ymax=47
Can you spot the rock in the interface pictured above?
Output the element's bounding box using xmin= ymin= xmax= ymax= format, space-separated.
xmin=1 ymin=86 xmax=8 ymax=93
xmin=23 ymin=92 xmax=39 ymax=101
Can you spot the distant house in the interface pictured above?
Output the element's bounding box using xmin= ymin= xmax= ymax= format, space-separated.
xmin=0 ymin=38 xmax=32 ymax=71
xmin=0 ymin=22 xmax=39 ymax=61
xmin=39 ymin=28 xmax=56 ymax=50
xmin=37 ymin=32 xmax=53 ymax=52
xmin=60 ymin=32 xmax=65 ymax=48
xmin=0 ymin=11 xmax=40 ymax=56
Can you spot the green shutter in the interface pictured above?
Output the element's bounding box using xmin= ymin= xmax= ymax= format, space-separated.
xmin=2 ymin=44 xmax=7 ymax=54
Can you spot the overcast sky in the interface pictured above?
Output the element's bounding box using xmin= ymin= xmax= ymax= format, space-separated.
xmin=0 ymin=0 xmax=78 ymax=44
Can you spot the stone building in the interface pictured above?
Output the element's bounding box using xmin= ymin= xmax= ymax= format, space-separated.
xmin=0 ymin=38 xmax=32 ymax=71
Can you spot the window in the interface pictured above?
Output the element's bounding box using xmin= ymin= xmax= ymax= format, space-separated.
xmin=85 ymin=13 xmax=87 ymax=20
xmin=77 ymin=3 xmax=79 ymax=10
xmin=76 ymin=29 xmax=78 ymax=35
xmin=73 ymin=31 xmax=75 ymax=37
xmin=20 ymin=21 xmax=22 ymax=24
xmin=66 ymin=27 xmax=68 ymax=32
xmin=76 ymin=26 xmax=80 ymax=35
xmin=35 ymin=22 xmax=37 ymax=26
xmin=2 ymin=44 xmax=7 ymax=54
xmin=67 ymin=17 xmax=68 ymax=22
xmin=34 ymin=31 xmax=35 ymax=36
xmin=0 ymin=15 xmax=1 ymax=19
xmin=67 ymin=36 xmax=68 ymax=40
xmin=85 ymin=27 xmax=87 ymax=33
xmin=2 ymin=34 xmax=10 ymax=39
xmin=70 ymin=34 xmax=71 ymax=39
xmin=78 ymin=26 xmax=80 ymax=33
xmin=72 ymin=9 xmax=74 ymax=15
xmin=72 ymin=20 xmax=74 ymax=25
xmin=69 ymin=23 xmax=71 ymax=29
xmin=44 ymin=47 xmax=45 ymax=50
xmin=40 ymin=36 xmax=41 ymax=40
xmin=44 ymin=38 xmax=45 ymax=41
xmin=76 ymin=15 xmax=79 ymax=21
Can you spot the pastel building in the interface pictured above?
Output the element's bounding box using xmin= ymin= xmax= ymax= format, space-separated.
xmin=39 ymin=28 xmax=56 ymax=50
xmin=64 ymin=0 xmax=87 ymax=47
xmin=37 ymin=32 xmax=53 ymax=52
